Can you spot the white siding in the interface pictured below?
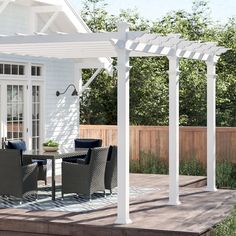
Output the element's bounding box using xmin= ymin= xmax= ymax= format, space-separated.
xmin=0 ymin=3 xmax=30 ymax=35
xmin=44 ymin=60 xmax=79 ymax=150
xmin=44 ymin=60 xmax=79 ymax=176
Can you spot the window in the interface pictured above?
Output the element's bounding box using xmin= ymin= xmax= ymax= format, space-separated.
xmin=0 ymin=63 xmax=25 ymax=76
xmin=31 ymin=65 xmax=42 ymax=77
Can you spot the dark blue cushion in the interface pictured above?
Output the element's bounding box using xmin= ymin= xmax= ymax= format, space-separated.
xmin=62 ymin=154 xmax=87 ymax=164
xmin=74 ymin=139 xmax=102 ymax=148
xmin=7 ymin=140 xmax=26 ymax=151
xmin=32 ymin=159 xmax=47 ymax=166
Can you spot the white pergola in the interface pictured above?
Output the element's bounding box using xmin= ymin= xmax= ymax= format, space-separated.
xmin=0 ymin=22 xmax=228 ymax=224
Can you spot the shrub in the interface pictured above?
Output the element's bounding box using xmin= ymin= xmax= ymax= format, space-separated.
xmin=180 ymin=156 xmax=206 ymax=176
xmin=130 ymin=152 xmax=236 ymax=189
xmin=130 ymin=151 xmax=168 ymax=174
xmin=216 ymin=160 xmax=236 ymax=189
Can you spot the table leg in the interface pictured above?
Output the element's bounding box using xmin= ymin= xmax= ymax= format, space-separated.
xmin=52 ymin=158 xmax=56 ymax=201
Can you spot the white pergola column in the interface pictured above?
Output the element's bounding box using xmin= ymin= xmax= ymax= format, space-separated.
xmin=168 ymin=55 xmax=181 ymax=205
xmin=115 ymin=22 xmax=132 ymax=224
xmin=206 ymin=58 xmax=217 ymax=192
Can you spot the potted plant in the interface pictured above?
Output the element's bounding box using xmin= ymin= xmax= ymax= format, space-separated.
xmin=43 ymin=140 xmax=59 ymax=152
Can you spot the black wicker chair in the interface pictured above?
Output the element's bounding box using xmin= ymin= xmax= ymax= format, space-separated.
xmin=62 ymin=138 xmax=103 ymax=163
xmin=62 ymin=147 xmax=108 ymax=199
xmin=0 ymin=149 xmax=38 ymax=199
xmin=105 ymin=145 xmax=117 ymax=194
xmin=6 ymin=140 xmax=47 ymax=185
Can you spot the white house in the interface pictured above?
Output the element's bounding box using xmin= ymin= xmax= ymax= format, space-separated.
xmin=0 ymin=0 xmax=109 ymax=153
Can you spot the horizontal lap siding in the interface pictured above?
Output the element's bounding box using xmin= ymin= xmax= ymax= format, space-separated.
xmin=79 ymin=125 xmax=236 ymax=164
xmin=0 ymin=3 xmax=30 ymax=35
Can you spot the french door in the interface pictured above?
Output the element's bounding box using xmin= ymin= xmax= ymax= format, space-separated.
xmin=0 ymin=81 xmax=43 ymax=150
xmin=0 ymin=81 xmax=27 ymax=147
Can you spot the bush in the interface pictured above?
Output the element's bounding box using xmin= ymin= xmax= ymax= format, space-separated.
xmin=130 ymin=151 xmax=168 ymax=174
xmin=180 ymin=156 xmax=206 ymax=176
xmin=130 ymin=152 xmax=236 ymax=189
xmin=216 ymin=160 xmax=236 ymax=189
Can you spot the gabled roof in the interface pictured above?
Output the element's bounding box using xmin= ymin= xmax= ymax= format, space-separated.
xmin=0 ymin=0 xmax=112 ymax=70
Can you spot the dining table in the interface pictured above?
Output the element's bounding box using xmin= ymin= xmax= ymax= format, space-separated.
xmin=23 ymin=148 xmax=88 ymax=201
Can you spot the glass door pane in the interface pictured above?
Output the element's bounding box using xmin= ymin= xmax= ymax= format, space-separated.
xmin=32 ymin=85 xmax=40 ymax=151
xmin=7 ymin=85 xmax=24 ymax=140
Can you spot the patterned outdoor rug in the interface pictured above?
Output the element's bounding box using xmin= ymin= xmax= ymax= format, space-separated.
xmin=0 ymin=185 xmax=159 ymax=212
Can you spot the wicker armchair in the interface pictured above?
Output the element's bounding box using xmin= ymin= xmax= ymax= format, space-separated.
xmin=62 ymin=147 xmax=109 ymax=199
xmin=0 ymin=149 xmax=38 ymax=199
xmin=105 ymin=146 xmax=117 ymax=194
xmin=6 ymin=140 xmax=47 ymax=185
xmin=63 ymin=138 xmax=103 ymax=163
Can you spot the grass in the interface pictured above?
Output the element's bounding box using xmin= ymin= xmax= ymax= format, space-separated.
xmin=211 ymin=206 xmax=236 ymax=236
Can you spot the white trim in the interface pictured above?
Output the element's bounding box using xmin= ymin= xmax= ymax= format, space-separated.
xmin=79 ymin=68 xmax=102 ymax=95
xmin=0 ymin=0 xmax=14 ymax=15
xmin=40 ymin=11 xmax=60 ymax=33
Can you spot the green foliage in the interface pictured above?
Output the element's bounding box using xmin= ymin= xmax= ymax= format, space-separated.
xmin=211 ymin=206 xmax=236 ymax=236
xmin=216 ymin=160 xmax=236 ymax=188
xmin=80 ymin=0 xmax=236 ymax=127
xmin=179 ymin=156 xmax=206 ymax=176
xmin=43 ymin=140 xmax=59 ymax=147
xmin=131 ymin=152 xmax=236 ymax=189
xmin=130 ymin=151 xmax=168 ymax=174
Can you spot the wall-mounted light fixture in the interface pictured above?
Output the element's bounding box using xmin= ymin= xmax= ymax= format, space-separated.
xmin=56 ymin=84 xmax=78 ymax=97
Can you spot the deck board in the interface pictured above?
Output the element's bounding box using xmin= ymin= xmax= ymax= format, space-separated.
xmin=0 ymin=174 xmax=235 ymax=236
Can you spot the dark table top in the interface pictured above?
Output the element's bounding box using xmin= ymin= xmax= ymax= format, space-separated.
xmin=23 ymin=148 xmax=88 ymax=160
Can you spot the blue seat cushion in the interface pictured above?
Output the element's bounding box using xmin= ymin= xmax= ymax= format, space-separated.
xmin=62 ymin=152 xmax=89 ymax=164
xmin=74 ymin=139 xmax=102 ymax=148
xmin=32 ymin=159 xmax=47 ymax=166
xmin=7 ymin=140 xmax=26 ymax=151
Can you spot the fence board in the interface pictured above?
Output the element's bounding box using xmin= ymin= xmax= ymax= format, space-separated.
xmin=79 ymin=125 xmax=236 ymax=164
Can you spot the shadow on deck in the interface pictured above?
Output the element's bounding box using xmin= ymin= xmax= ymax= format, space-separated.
xmin=0 ymin=174 xmax=235 ymax=236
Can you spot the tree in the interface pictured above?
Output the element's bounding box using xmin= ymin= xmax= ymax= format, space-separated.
xmin=79 ymin=0 xmax=236 ymax=127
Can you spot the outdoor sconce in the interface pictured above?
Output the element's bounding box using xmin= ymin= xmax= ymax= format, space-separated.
xmin=56 ymin=84 xmax=78 ymax=97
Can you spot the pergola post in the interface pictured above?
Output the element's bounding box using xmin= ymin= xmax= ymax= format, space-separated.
xmin=168 ymin=55 xmax=181 ymax=205
xmin=206 ymin=58 xmax=217 ymax=192
xmin=115 ymin=22 xmax=132 ymax=224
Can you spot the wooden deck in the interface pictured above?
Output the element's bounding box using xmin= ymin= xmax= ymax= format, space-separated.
xmin=0 ymin=174 xmax=235 ymax=236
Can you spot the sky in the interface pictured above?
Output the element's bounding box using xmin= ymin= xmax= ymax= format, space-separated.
xmin=70 ymin=0 xmax=236 ymax=24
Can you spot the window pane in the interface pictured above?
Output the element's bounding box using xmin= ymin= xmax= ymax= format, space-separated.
xmin=12 ymin=65 xmax=18 ymax=75
xmin=31 ymin=66 xmax=36 ymax=76
xmin=0 ymin=64 xmax=3 ymax=74
xmin=19 ymin=65 xmax=24 ymax=75
xmin=13 ymin=85 xmax=18 ymax=102
xmin=37 ymin=67 xmax=41 ymax=76
xmin=7 ymin=85 xmax=12 ymax=103
xmin=4 ymin=64 xmax=11 ymax=74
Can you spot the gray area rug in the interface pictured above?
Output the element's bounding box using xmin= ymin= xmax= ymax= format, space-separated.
xmin=0 ymin=186 xmax=159 ymax=212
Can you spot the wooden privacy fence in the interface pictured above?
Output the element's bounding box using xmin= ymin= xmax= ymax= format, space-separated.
xmin=79 ymin=125 xmax=236 ymax=164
